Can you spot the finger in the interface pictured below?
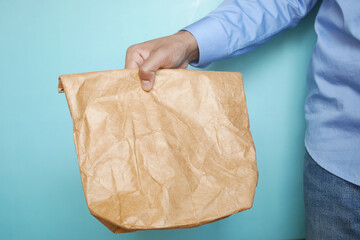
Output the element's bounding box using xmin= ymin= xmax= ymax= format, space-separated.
xmin=125 ymin=54 xmax=142 ymax=69
xmin=125 ymin=59 xmax=140 ymax=69
xmin=125 ymin=46 xmax=143 ymax=69
xmin=139 ymin=50 xmax=165 ymax=91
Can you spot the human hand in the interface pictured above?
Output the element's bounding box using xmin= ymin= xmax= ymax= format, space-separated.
xmin=125 ymin=31 xmax=199 ymax=91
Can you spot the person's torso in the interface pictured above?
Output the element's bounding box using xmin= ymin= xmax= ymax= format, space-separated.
xmin=305 ymin=0 xmax=360 ymax=185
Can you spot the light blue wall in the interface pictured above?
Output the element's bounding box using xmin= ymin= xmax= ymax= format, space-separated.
xmin=0 ymin=1 xmax=319 ymax=239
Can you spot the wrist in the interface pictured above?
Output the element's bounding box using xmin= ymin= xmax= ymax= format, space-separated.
xmin=177 ymin=30 xmax=199 ymax=62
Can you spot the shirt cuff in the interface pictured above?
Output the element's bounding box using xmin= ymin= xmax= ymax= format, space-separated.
xmin=181 ymin=16 xmax=230 ymax=68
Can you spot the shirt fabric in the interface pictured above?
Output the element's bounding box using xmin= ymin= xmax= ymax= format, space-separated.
xmin=182 ymin=0 xmax=360 ymax=186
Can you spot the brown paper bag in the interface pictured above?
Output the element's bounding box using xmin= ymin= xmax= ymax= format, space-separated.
xmin=58 ymin=69 xmax=258 ymax=233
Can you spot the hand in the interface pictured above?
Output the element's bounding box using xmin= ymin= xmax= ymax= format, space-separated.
xmin=125 ymin=31 xmax=199 ymax=91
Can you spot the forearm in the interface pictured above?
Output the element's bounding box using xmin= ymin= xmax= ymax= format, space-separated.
xmin=182 ymin=0 xmax=318 ymax=67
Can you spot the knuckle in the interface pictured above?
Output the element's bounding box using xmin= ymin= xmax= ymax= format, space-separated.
xmin=139 ymin=66 xmax=148 ymax=75
xmin=139 ymin=67 xmax=153 ymax=80
xmin=126 ymin=44 xmax=139 ymax=56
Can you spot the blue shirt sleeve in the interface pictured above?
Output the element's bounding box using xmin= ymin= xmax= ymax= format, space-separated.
xmin=182 ymin=0 xmax=318 ymax=67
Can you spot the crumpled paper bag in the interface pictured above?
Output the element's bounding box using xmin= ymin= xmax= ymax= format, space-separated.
xmin=58 ymin=69 xmax=258 ymax=233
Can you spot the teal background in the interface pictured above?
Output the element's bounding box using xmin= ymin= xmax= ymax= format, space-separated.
xmin=0 ymin=1 xmax=319 ymax=239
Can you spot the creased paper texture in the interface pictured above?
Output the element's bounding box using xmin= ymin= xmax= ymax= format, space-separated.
xmin=58 ymin=69 xmax=258 ymax=233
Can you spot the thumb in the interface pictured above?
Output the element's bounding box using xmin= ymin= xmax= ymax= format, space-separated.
xmin=139 ymin=50 xmax=165 ymax=91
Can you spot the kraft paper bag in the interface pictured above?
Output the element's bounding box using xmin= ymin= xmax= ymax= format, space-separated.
xmin=58 ymin=69 xmax=258 ymax=233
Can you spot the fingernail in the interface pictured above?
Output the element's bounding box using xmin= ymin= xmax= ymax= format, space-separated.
xmin=141 ymin=80 xmax=151 ymax=91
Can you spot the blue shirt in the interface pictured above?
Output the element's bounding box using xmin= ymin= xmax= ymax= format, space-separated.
xmin=182 ymin=0 xmax=360 ymax=186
